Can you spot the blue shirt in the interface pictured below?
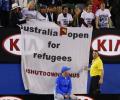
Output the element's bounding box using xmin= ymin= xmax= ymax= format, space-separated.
xmin=55 ymin=74 xmax=72 ymax=96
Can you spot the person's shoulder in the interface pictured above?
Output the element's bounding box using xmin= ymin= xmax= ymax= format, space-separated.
xmin=90 ymin=12 xmax=94 ymax=15
xmin=22 ymin=7 xmax=28 ymax=11
xmin=56 ymin=74 xmax=62 ymax=78
xmin=58 ymin=13 xmax=63 ymax=17
xmin=67 ymin=13 xmax=72 ymax=16
xmin=81 ymin=11 xmax=85 ymax=16
xmin=67 ymin=75 xmax=71 ymax=79
xmin=96 ymin=9 xmax=101 ymax=12
xmin=81 ymin=11 xmax=87 ymax=16
xmin=97 ymin=57 xmax=103 ymax=63
xmin=105 ymin=9 xmax=110 ymax=11
xmin=95 ymin=9 xmax=101 ymax=15
xmin=104 ymin=9 xmax=110 ymax=13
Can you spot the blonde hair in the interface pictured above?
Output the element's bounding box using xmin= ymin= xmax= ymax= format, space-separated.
xmin=27 ymin=1 xmax=35 ymax=9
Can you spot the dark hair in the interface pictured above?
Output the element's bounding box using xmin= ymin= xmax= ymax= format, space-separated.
xmin=93 ymin=50 xmax=98 ymax=53
xmin=62 ymin=6 xmax=68 ymax=10
xmin=48 ymin=4 xmax=54 ymax=8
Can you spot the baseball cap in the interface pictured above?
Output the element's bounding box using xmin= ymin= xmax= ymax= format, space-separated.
xmin=61 ymin=66 xmax=71 ymax=73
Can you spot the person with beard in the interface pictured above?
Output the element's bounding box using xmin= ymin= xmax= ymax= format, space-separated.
xmin=57 ymin=6 xmax=73 ymax=27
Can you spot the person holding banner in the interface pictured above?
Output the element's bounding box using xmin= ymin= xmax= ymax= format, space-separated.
xmin=85 ymin=50 xmax=104 ymax=97
xmin=55 ymin=66 xmax=78 ymax=100
xmin=72 ymin=7 xmax=88 ymax=27
xmin=95 ymin=3 xmax=112 ymax=29
xmin=57 ymin=6 xmax=73 ymax=27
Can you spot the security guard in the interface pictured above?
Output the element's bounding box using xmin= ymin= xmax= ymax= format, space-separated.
xmin=85 ymin=50 xmax=104 ymax=96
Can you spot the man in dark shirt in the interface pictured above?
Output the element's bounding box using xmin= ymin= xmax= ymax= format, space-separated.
xmin=9 ymin=3 xmax=26 ymax=27
xmin=47 ymin=5 xmax=57 ymax=23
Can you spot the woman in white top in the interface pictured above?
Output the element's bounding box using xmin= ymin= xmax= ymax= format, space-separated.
xmin=22 ymin=1 xmax=48 ymax=21
xmin=81 ymin=4 xmax=95 ymax=27
xmin=22 ymin=1 xmax=37 ymax=19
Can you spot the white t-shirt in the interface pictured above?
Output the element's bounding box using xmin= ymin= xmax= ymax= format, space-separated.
xmin=81 ymin=12 xmax=95 ymax=26
xmin=22 ymin=8 xmax=48 ymax=21
xmin=95 ymin=9 xmax=111 ymax=28
xmin=22 ymin=8 xmax=37 ymax=19
xmin=36 ymin=13 xmax=49 ymax=21
xmin=57 ymin=13 xmax=73 ymax=27
xmin=81 ymin=10 xmax=87 ymax=17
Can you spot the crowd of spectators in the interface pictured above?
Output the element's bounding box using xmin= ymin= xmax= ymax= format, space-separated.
xmin=0 ymin=0 xmax=120 ymax=28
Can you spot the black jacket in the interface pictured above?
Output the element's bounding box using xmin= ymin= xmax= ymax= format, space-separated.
xmin=47 ymin=12 xmax=58 ymax=23
xmin=9 ymin=11 xmax=26 ymax=27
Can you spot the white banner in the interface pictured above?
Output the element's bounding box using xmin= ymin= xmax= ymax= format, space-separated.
xmin=21 ymin=19 xmax=93 ymax=94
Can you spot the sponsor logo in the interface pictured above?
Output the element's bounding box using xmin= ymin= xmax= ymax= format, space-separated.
xmin=0 ymin=96 xmax=22 ymax=100
xmin=77 ymin=96 xmax=93 ymax=100
xmin=92 ymin=35 xmax=120 ymax=56
xmin=2 ymin=34 xmax=44 ymax=55
xmin=60 ymin=27 xmax=67 ymax=36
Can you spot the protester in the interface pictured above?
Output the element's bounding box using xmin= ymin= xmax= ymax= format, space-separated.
xmin=0 ymin=0 xmax=118 ymax=29
xmin=22 ymin=1 xmax=48 ymax=21
xmin=22 ymin=1 xmax=37 ymax=19
xmin=95 ymin=3 xmax=111 ymax=29
xmin=38 ymin=5 xmax=48 ymax=21
xmin=57 ymin=6 xmax=73 ymax=27
xmin=81 ymin=4 xmax=95 ymax=27
xmin=9 ymin=3 xmax=26 ymax=27
xmin=72 ymin=7 xmax=88 ymax=27
xmin=47 ymin=5 xmax=57 ymax=23
xmin=55 ymin=66 xmax=78 ymax=100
